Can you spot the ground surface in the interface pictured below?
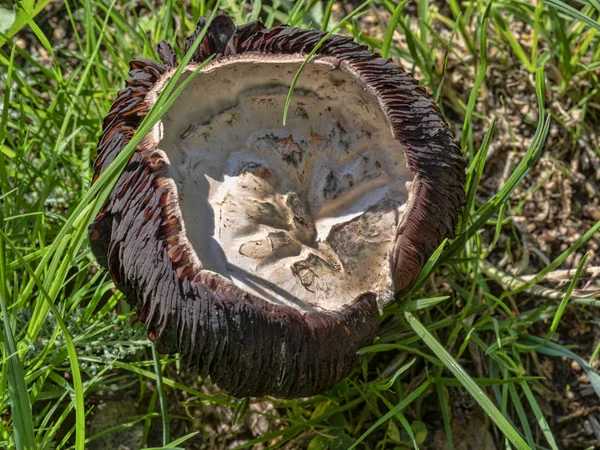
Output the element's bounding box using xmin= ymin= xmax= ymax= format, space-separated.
xmin=0 ymin=0 xmax=599 ymax=449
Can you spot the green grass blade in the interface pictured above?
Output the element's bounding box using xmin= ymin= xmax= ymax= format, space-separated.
xmin=250 ymin=0 xmax=262 ymax=21
xmin=381 ymin=0 xmax=409 ymax=58
xmin=0 ymin=229 xmax=87 ymax=450
xmin=542 ymin=0 xmax=600 ymax=32
xmin=321 ymin=0 xmax=335 ymax=30
xmin=0 ymin=295 xmax=36 ymax=450
xmin=460 ymin=1 xmax=491 ymax=154
xmin=152 ymin=345 xmax=170 ymax=446
xmin=521 ymin=381 xmax=559 ymax=450
xmin=404 ymin=311 xmax=530 ymax=449
xmin=403 ymin=296 xmax=450 ymax=312
xmin=520 ymin=337 xmax=600 ymax=399
xmin=347 ymin=380 xmax=431 ymax=450
xmin=462 ymin=118 xmax=496 ymax=231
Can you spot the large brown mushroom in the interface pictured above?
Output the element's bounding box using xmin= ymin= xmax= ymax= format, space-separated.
xmin=89 ymin=15 xmax=466 ymax=398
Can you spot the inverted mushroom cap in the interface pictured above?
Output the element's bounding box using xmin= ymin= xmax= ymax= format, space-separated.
xmin=89 ymin=15 xmax=466 ymax=398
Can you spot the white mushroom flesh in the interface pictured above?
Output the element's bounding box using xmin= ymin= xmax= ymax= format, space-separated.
xmin=153 ymin=56 xmax=413 ymax=312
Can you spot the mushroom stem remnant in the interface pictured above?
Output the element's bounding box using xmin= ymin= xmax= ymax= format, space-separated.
xmin=89 ymin=15 xmax=466 ymax=398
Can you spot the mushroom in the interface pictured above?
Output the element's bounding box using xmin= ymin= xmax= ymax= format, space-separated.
xmin=89 ymin=15 xmax=466 ymax=398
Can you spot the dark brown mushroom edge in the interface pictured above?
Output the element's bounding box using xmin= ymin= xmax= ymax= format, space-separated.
xmin=89 ymin=15 xmax=466 ymax=399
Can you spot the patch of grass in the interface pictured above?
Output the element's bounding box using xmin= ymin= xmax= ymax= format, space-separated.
xmin=1 ymin=0 xmax=599 ymax=449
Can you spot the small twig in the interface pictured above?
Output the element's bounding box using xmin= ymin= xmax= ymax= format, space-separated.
xmin=479 ymin=260 xmax=599 ymax=302
xmin=519 ymin=266 xmax=600 ymax=282
xmin=589 ymin=414 xmax=600 ymax=441
xmin=556 ymin=406 xmax=600 ymax=424
xmin=512 ymin=221 xmax=532 ymax=275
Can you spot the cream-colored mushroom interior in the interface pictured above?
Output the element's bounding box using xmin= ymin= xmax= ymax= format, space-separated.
xmin=153 ymin=55 xmax=413 ymax=312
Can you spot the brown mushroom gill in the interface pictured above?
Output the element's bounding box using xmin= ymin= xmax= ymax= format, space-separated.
xmin=153 ymin=57 xmax=413 ymax=311
xmin=89 ymin=15 xmax=466 ymax=399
